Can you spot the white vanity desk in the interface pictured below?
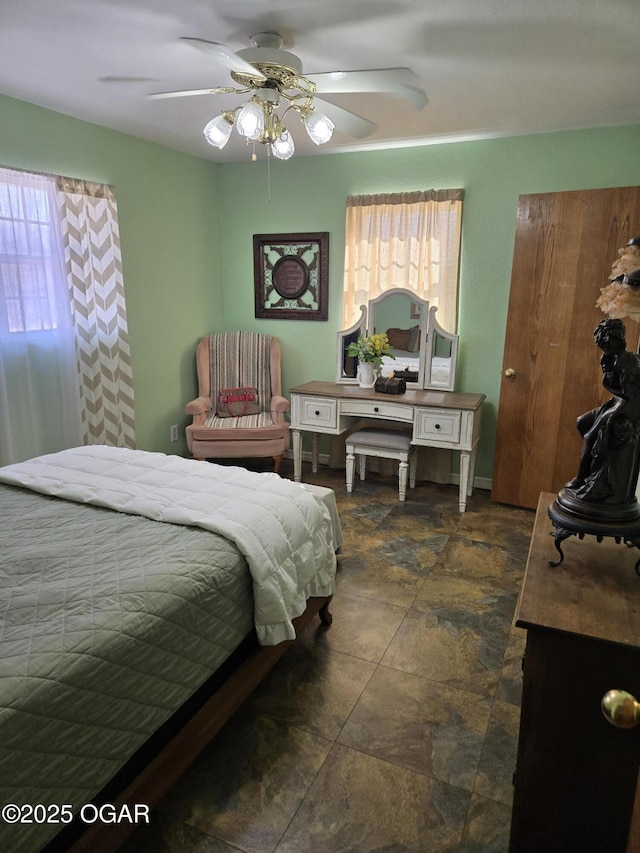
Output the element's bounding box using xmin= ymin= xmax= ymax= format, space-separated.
xmin=289 ymin=380 xmax=485 ymax=512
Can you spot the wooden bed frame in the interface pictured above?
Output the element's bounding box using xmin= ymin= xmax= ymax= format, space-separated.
xmin=43 ymin=595 xmax=333 ymax=853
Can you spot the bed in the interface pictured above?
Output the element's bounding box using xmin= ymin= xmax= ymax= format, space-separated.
xmin=380 ymin=349 xmax=420 ymax=378
xmin=0 ymin=446 xmax=338 ymax=852
xmin=380 ymin=351 xmax=451 ymax=385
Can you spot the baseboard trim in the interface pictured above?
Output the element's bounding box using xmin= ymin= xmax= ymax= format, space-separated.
xmin=450 ymin=473 xmax=492 ymax=492
xmin=284 ymin=450 xmax=492 ymax=492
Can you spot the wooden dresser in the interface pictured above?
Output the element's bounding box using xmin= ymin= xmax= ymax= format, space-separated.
xmin=511 ymin=493 xmax=640 ymax=852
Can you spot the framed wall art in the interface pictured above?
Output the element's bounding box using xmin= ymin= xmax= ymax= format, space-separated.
xmin=253 ymin=232 xmax=329 ymax=320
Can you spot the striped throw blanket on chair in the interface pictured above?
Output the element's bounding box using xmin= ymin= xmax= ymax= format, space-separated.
xmin=204 ymin=332 xmax=273 ymax=429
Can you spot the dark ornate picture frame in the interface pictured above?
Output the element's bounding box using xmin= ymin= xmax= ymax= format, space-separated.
xmin=253 ymin=232 xmax=329 ymax=320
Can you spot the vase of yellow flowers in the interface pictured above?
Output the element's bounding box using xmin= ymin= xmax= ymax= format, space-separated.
xmin=347 ymin=333 xmax=395 ymax=388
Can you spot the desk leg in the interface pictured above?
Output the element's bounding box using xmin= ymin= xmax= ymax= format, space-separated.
xmin=458 ymin=446 xmax=478 ymax=511
xmin=459 ymin=451 xmax=471 ymax=512
xmin=292 ymin=429 xmax=303 ymax=482
xmin=312 ymin=433 xmax=319 ymax=474
xmin=467 ymin=446 xmax=478 ymax=497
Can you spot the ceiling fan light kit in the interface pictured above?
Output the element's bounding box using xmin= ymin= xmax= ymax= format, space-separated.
xmin=203 ymin=88 xmax=335 ymax=157
xmin=160 ymin=31 xmax=426 ymax=162
xmin=201 ymin=45 xmax=335 ymax=158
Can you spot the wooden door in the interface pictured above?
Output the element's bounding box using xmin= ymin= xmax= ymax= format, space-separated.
xmin=492 ymin=187 xmax=640 ymax=508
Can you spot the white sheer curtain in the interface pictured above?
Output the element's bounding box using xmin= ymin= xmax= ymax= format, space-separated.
xmin=342 ymin=189 xmax=464 ymax=330
xmin=0 ymin=168 xmax=82 ymax=466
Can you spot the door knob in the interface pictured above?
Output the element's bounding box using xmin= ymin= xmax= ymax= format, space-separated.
xmin=504 ymin=368 xmax=517 ymax=379
xmin=601 ymin=690 xmax=640 ymax=729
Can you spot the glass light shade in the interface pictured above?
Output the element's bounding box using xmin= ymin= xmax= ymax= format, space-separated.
xmin=236 ymin=100 xmax=265 ymax=141
xmin=304 ymin=110 xmax=335 ymax=145
xmin=203 ymin=114 xmax=233 ymax=148
xmin=270 ymin=130 xmax=295 ymax=160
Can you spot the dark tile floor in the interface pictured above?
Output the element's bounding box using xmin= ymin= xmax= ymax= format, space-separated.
xmin=124 ymin=461 xmax=535 ymax=852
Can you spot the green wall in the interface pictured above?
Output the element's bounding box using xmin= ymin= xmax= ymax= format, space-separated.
xmin=2 ymin=89 xmax=640 ymax=482
xmin=216 ymin=125 xmax=640 ymax=480
xmin=0 ymin=93 xmax=220 ymax=459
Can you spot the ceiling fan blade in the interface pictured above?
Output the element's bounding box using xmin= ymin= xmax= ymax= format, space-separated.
xmin=313 ymin=98 xmax=377 ymax=140
xmin=308 ymin=68 xmax=427 ymax=109
xmin=396 ymin=85 xmax=428 ymax=110
xmin=149 ymin=87 xmax=236 ymax=100
xmin=99 ymin=76 xmax=160 ymax=84
xmin=181 ymin=37 xmax=266 ymax=81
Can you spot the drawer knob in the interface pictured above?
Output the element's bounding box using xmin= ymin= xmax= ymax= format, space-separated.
xmin=601 ymin=690 xmax=640 ymax=729
xmin=315 ymin=410 xmax=320 ymax=416
xmin=435 ymin=423 xmax=441 ymax=430
xmin=374 ymin=406 xmax=379 ymax=413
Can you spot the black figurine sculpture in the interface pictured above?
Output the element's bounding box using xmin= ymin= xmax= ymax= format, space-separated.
xmin=564 ymin=318 xmax=640 ymax=505
xmin=548 ymin=316 xmax=640 ymax=571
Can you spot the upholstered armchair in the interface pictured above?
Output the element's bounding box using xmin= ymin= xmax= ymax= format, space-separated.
xmin=185 ymin=331 xmax=290 ymax=472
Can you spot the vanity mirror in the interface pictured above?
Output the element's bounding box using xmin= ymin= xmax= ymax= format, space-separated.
xmin=336 ymin=289 xmax=458 ymax=391
xmin=425 ymin=305 xmax=458 ymax=390
xmin=336 ymin=305 xmax=367 ymax=381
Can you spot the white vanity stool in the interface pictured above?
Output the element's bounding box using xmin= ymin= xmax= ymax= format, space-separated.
xmin=346 ymin=428 xmax=418 ymax=501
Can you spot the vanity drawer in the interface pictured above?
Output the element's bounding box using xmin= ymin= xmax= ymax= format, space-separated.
xmin=297 ymin=396 xmax=338 ymax=430
xmin=341 ymin=399 xmax=414 ymax=422
xmin=414 ymin=408 xmax=461 ymax=444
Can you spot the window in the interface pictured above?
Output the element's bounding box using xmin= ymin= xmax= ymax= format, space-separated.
xmin=0 ymin=166 xmax=135 ymax=465
xmin=342 ymin=190 xmax=464 ymax=333
xmin=0 ymin=173 xmax=69 ymax=334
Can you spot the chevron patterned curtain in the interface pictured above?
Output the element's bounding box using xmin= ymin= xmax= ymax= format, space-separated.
xmin=56 ymin=177 xmax=136 ymax=448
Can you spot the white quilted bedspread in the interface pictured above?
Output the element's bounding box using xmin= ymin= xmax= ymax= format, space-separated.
xmin=0 ymin=446 xmax=336 ymax=645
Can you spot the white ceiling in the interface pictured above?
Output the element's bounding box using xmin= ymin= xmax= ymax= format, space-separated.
xmin=1 ymin=0 xmax=639 ymax=165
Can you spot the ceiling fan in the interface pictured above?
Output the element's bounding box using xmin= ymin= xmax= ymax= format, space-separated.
xmin=149 ymin=32 xmax=427 ymax=159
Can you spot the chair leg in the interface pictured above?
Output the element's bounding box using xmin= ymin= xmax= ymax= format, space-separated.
xmin=358 ymin=454 xmax=366 ymax=481
xmin=345 ymin=447 xmax=355 ymax=493
xmin=398 ymin=459 xmax=409 ymax=501
xmin=273 ymin=454 xmax=283 ymax=474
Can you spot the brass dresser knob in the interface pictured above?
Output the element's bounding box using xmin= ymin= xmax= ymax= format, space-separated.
xmin=601 ymin=690 xmax=640 ymax=729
